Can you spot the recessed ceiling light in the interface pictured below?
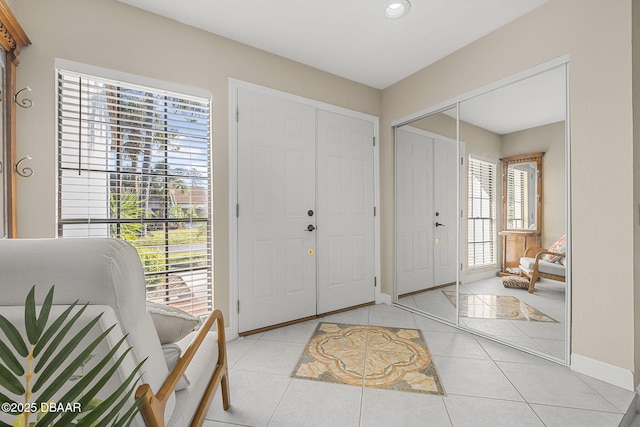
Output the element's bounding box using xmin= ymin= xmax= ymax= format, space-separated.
xmin=385 ymin=0 xmax=411 ymax=19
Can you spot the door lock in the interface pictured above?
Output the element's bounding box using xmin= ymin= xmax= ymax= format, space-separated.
xmin=435 ymin=222 xmax=445 ymax=227
xmin=308 ymin=210 xmax=314 ymax=217
xmin=306 ymin=224 xmax=316 ymax=232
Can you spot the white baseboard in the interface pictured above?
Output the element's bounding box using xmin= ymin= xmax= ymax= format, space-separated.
xmin=571 ymin=353 xmax=635 ymax=391
xmin=464 ymin=269 xmax=500 ymax=284
xmin=377 ymin=292 xmax=392 ymax=305
xmin=225 ymin=326 xmax=237 ymax=341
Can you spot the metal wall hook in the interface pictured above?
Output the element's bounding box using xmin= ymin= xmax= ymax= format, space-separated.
xmin=15 ymin=155 xmax=33 ymax=177
xmin=14 ymin=86 xmax=33 ymax=108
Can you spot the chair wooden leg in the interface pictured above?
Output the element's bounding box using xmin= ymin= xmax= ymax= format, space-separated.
xmin=527 ymin=272 xmax=538 ymax=293
xmin=221 ymin=369 xmax=231 ymax=410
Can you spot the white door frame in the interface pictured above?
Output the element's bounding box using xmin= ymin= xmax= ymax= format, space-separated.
xmin=228 ymin=78 xmax=381 ymax=339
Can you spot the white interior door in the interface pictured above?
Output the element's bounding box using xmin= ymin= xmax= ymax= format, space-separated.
xmin=237 ymin=88 xmax=317 ymax=332
xmin=317 ymin=110 xmax=375 ymax=313
xmin=395 ymin=128 xmax=457 ymax=293
xmin=433 ymin=138 xmax=458 ymax=286
xmin=395 ymin=128 xmax=434 ymax=295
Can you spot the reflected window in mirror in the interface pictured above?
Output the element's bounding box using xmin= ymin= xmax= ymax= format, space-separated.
xmin=467 ymin=156 xmax=497 ymax=269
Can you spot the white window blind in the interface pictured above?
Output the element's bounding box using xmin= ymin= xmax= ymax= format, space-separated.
xmin=467 ymin=157 xmax=497 ymax=268
xmin=57 ymin=69 xmax=212 ymax=317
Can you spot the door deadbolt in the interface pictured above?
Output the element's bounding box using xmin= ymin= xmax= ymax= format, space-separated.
xmin=308 ymin=210 xmax=314 ymax=217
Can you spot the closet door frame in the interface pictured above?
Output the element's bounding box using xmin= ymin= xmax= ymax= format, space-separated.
xmin=228 ymin=79 xmax=380 ymax=339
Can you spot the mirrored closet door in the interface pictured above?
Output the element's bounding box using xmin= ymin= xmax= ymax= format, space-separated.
xmin=395 ymin=106 xmax=459 ymax=323
xmin=394 ymin=61 xmax=569 ymax=363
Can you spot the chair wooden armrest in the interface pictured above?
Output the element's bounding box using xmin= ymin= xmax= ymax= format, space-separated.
xmin=523 ymin=246 xmax=545 ymax=258
xmin=532 ymin=250 xmax=566 ymax=263
xmin=136 ymin=309 xmax=230 ymax=427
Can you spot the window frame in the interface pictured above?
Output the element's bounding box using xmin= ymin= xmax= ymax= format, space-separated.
xmin=467 ymin=155 xmax=497 ymax=269
xmin=56 ymin=63 xmax=213 ymax=317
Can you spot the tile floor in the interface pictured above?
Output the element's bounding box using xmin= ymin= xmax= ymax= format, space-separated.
xmin=205 ymin=304 xmax=635 ymax=427
xmin=399 ymin=277 xmax=567 ymax=360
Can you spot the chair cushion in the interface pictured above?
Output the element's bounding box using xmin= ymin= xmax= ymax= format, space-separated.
xmin=544 ymin=234 xmax=566 ymax=262
xmin=162 ymin=343 xmax=191 ymax=390
xmin=168 ymin=331 xmax=220 ymax=426
xmin=520 ymin=257 xmax=566 ymax=277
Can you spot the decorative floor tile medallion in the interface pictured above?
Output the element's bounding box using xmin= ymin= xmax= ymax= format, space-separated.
xmin=443 ymin=291 xmax=557 ymax=322
xmin=292 ymin=323 xmax=445 ymax=395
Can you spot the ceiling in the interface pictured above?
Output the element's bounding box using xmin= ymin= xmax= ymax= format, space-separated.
xmin=446 ymin=65 xmax=567 ymax=135
xmin=117 ymin=0 xmax=549 ymax=90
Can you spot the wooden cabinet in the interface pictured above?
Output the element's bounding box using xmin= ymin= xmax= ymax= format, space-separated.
xmin=499 ymin=230 xmax=540 ymax=275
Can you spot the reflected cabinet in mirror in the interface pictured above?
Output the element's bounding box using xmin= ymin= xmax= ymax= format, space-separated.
xmin=394 ymin=61 xmax=568 ymax=363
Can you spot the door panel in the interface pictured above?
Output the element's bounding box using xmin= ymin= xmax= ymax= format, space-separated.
xmin=317 ymin=110 xmax=375 ymax=313
xmin=395 ymin=128 xmax=434 ymax=294
xmin=433 ymin=139 xmax=458 ymax=286
xmin=238 ymin=88 xmax=316 ymax=332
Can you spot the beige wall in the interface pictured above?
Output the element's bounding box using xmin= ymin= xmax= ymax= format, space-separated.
xmin=10 ymin=0 xmax=381 ymax=321
xmin=633 ymin=0 xmax=640 ymax=387
xmin=381 ymin=0 xmax=635 ymax=379
xmin=501 ymin=122 xmax=566 ymax=248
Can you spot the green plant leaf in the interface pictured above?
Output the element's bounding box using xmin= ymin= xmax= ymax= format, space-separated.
xmin=73 ymin=359 xmax=146 ymax=427
xmin=0 ymin=313 xmax=28 ymax=357
xmin=33 ymin=301 xmax=78 ymax=358
xmin=0 ymin=420 xmax=12 ymax=427
xmin=0 ymin=363 xmax=25 ymax=395
xmin=0 ymin=339 xmax=24 ymax=376
xmin=34 ymin=303 xmax=88 ymax=372
xmin=32 ymin=316 xmax=108 ymax=393
xmin=92 ymin=380 xmax=140 ymax=427
xmin=110 ymin=390 xmax=146 ymax=427
xmin=0 ymin=391 xmax=20 ymax=415
xmin=36 ymin=335 xmax=128 ymax=406
xmin=25 ymin=285 xmax=38 ymax=345
xmin=35 ymin=285 xmax=55 ymax=341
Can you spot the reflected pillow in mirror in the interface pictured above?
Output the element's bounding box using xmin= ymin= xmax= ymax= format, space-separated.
xmin=544 ymin=234 xmax=566 ymax=263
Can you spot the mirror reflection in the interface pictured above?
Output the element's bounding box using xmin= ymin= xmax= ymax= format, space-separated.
xmin=395 ymin=64 xmax=568 ymax=362
xmin=506 ymin=161 xmax=538 ymax=230
xmin=395 ymin=107 xmax=458 ymax=323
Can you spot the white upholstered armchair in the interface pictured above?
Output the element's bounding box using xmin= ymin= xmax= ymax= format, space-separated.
xmin=519 ymin=235 xmax=567 ymax=293
xmin=0 ymin=238 xmax=230 ymax=426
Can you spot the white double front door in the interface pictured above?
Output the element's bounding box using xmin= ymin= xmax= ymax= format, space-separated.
xmin=237 ymin=88 xmax=375 ymax=333
xmin=396 ymin=127 xmax=458 ymax=295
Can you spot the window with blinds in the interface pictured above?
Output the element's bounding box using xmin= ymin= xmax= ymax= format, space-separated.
xmin=57 ymin=69 xmax=212 ymax=317
xmin=467 ymin=157 xmax=497 ymax=268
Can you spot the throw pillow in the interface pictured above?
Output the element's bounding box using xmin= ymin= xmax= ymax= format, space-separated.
xmin=147 ymin=301 xmax=202 ymax=344
xmin=543 ymin=234 xmax=566 ymax=263
xmin=502 ymin=276 xmax=528 ymax=289
xmin=162 ymin=342 xmax=191 ymax=390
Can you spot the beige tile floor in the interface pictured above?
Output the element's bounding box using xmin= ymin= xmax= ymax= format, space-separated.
xmin=205 ymin=304 xmax=635 ymax=427
xmin=400 ymin=277 xmax=567 ymax=360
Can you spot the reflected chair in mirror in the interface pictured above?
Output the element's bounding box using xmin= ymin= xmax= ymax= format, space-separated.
xmin=519 ymin=235 xmax=566 ymax=293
